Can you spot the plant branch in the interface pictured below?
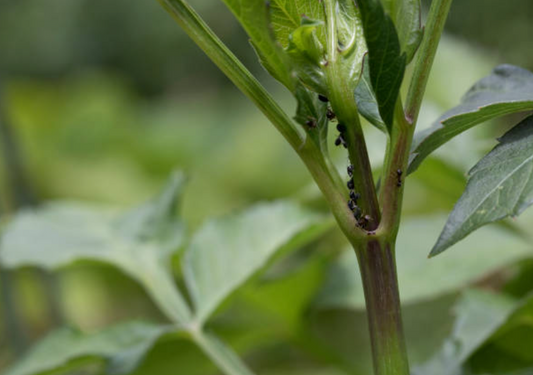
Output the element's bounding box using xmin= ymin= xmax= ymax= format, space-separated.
xmin=156 ymin=0 xmax=304 ymax=150
xmin=157 ymin=0 xmax=355 ymax=221
xmin=380 ymin=0 xmax=454 ymax=236
xmin=377 ymin=101 xmax=412 ymax=237
xmin=405 ymin=0 xmax=454 ymax=124
xmin=323 ymin=0 xmax=381 ymax=228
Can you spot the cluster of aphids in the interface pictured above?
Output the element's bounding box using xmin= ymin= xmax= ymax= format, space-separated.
xmin=346 ymin=165 xmax=372 ymax=228
xmin=317 ymin=95 xmax=373 ymax=229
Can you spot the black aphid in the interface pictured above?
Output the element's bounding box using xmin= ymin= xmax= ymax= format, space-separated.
xmin=347 ymin=179 xmax=354 ymax=190
xmin=327 ymin=109 xmax=336 ymax=120
xmin=335 ymin=134 xmax=347 ymax=148
xmin=353 ymin=206 xmax=362 ymax=220
xmin=337 ymin=124 xmax=346 ymax=133
xmin=318 ymin=94 xmax=329 ymax=103
xmin=348 ymin=199 xmax=357 ymax=211
xmin=396 ymin=169 xmax=403 ymax=187
xmin=350 ymin=191 xmax=360 ymax=202
xmin=347 ymin=165 xmax=354 ymax=177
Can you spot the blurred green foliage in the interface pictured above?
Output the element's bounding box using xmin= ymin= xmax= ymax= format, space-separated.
xmin=0 ymin=0 xmax=532 ymax=374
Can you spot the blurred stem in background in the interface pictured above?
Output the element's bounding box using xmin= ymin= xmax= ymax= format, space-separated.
xmin=0 ymin=82 xmax=64 ymax=357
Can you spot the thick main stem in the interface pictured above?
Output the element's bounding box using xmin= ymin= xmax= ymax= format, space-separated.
xmin=356 ymin=240 xmax=409 ymax=375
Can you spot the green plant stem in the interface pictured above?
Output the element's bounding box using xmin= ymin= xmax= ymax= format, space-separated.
xmin=378 ymin=101 xmax=412 ymax=237
xmin=380 ymin=0 xmax=454 ymax=236
xmin=298 ymin=138 xmax=369 ymax=245
xmin=361 ymin=0 xmax=454 ymax=372
xmin=156 ymin=0 xmax=369 ymax=239
xmin=356 ymin=239 xmax=409 ymax=375
xmin=405 ymin=0 xmax=455 ymax=124
xmin=154 ymin=2 xmax=374 ymax=373
xmin=323 ymin=0 xmax=380 ymax=226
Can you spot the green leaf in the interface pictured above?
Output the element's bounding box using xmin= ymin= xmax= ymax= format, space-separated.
xmin=353 ymin=58 xmax=387 ymax=132
xmin=356 ymin=0 xmax=406 ymax=129
xmin=431 ymin=115 xmax=533 ymax=257
xmin=409 ymin=65 xmax=533 ymax=174
xmin=413 ymin=290 xmax=517 ymax=375
xmin=315 ymin=215 xmax=531 ymax=309
xmin=286 ymin=18 xmax=328 ymax=95
xmin=220 ymin=0 xmax=293 ymax=88
xmin=0 ymin=172 xmax=192 ymax=323
xmin=183 ymin=200 xmax=331 ymax=325
xmin=268 ymin=0 xmax=325 ymax=50
xmin=335 ymin=0 xmax=368 ymax=90
xmin=3 ymin=321 xmax=172 ymax=375
xmin=414 ymin=292 xmax=533 ymax=375
xmin=240 ymin=252 xmax=327 ymax=331
xmin=382 ymin=0 xmax=423 ymax=62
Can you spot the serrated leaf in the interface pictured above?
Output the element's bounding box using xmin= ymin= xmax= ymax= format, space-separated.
xmin=220 ymin=0 xmax=293 ymax=88
xmin=183 ymin=200 xmax=332 ymax=325
xmin=354 ymin=57 xmax=387 ymax=132
xmin=431 ymin=115 xmax=533 ymax=257
xmin=382 ymin=0 xmax=423 ymax=62
xmin=356 ymin=0 xmax=406 ymax=129
xmin=409 ymin=65 xmax=533 ymax=174
xmin=3 ymin=321 xmax=172 ymax=375
xmin=0 ymin=172 xmax=191 ymax=323
xmin=316 ymin=215 xmax=531 ymax=310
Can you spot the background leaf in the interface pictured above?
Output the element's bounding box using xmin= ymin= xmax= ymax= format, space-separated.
xmin=412 ymin=290 xmax=517 ymax=375
xmin=315 ymin=215 xmax=532 ymax=309
xmin=0 ymin=172 xmax=191 ymax=323
xmin=431 ymin=115 xmax=533 ymax=256
xmin=409 ymin=65 xmax=533 ymax=174
xmin=3 ymin=321 xmax=172 ymax=375
xmin=183 ymin=200 xmax=332 ymax=325
xmin=414 ymin=291 xmax=533 ymax=375
xmin=356 ymin=0 xmax=406 ymax=129
xmin=193 ymin=331 xmax=255 ymax=375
